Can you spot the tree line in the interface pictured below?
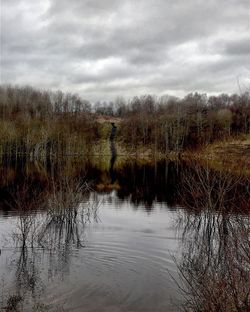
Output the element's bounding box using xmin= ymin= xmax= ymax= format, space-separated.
xmin=112 ymin=93 xmax=250 ymax=152
xmin=0 ymin=85 xmax=99 ymax=159
xmin=0 ymin=85 xmax=249 ymax=157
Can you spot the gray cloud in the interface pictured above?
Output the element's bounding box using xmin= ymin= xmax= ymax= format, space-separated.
xmin=224 ymin=38 xmax=250 ymax=56
xmin=1 ymin=0 xmax=250 ymax=101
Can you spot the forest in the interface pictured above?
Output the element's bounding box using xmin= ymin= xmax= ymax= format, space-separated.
xmin=0 ymin=85 xmax=249 ymax=158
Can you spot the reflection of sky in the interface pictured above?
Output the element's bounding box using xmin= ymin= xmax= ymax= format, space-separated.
xmin=0 ymin=191 xmax=183 ymax=312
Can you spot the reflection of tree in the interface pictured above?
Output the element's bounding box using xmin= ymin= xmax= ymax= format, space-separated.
xmin=1 ymin=176 xmax=98 ymax=310
xmin=177 ymin=165 xmax=250 ymax=311
xmin=178 ymin=213 xmax=250 ymax=311
xmin=116 ymin=160 xmax=180 ymax=209
xmin=180 ymin=162 xmax=250 ymax=212
xmin=1 ymin=159 xmax=249 ymax=214
xmin=13 ymin=245 xmax=43 ymax=306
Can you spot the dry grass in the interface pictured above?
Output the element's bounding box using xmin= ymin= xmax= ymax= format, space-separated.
xmin=182 ymin=135 xmax=250 ymax=176
xmin=96 ymin=115 xmax=122 ymax=124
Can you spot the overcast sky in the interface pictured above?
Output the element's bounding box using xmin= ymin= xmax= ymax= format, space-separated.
xmin=1 ymin=0 xmax=250 ymax=101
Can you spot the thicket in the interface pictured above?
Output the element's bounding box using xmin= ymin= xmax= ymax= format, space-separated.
xmin=111 ymin=93 xmax=250 ymax=152
xmin=0 ymin=85 xmax=100 ymax=159
xmin=0 ymin=85 xmax=249 ymax=157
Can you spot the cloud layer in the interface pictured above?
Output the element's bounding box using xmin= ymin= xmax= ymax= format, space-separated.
xmin=1 ymin=0 xmax=250 ymax=101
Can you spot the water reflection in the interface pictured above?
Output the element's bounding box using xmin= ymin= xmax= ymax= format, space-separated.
xmin=0 ymin=158 xmax=181 ymax=211
xmin=177 ymin=164 xmax=250 ymax=311
xmin=1 ymin=175 xmax=97 ymax=310
xmin=177 ymin=212 xmax=250 ymax=311
xmin=179 ymin=162 xmax=250 ymax=212
xmin=115 ymin=160 xmax=180 ymax=209
xmin=0 ymin=158 xmax=249 ymax=311
xmin=1 ymin=158 xmax=248 ymax=213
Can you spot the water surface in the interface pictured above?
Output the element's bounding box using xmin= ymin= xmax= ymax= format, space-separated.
xmin=0 ymin=158 xmax=249 ymax=311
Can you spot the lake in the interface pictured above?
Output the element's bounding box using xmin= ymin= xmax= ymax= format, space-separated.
xmin=0 ymin=157 xmax=249 ymax=311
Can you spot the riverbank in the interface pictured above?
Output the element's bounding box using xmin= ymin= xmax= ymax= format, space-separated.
xmin=182 ymin=134 xmax=250 ymax=175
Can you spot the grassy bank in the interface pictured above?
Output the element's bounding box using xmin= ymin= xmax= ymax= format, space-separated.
xmin=182 ymin=134 xmax=250 ymax=175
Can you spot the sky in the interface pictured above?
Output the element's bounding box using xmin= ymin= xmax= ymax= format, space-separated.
xmin=1 ymin=0 xmax=250 ymax=101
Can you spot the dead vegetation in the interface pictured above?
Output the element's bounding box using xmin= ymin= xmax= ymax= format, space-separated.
xmin=176 ymin=163 xmax=250 ymax=311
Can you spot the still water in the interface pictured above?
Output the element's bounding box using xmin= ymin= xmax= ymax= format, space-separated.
xmin=0 ymin=158 xmax=249 ymax=311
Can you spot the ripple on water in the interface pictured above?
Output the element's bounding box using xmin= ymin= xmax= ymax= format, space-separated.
xmin=0 ymin=195 xmax=183 ymax=312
